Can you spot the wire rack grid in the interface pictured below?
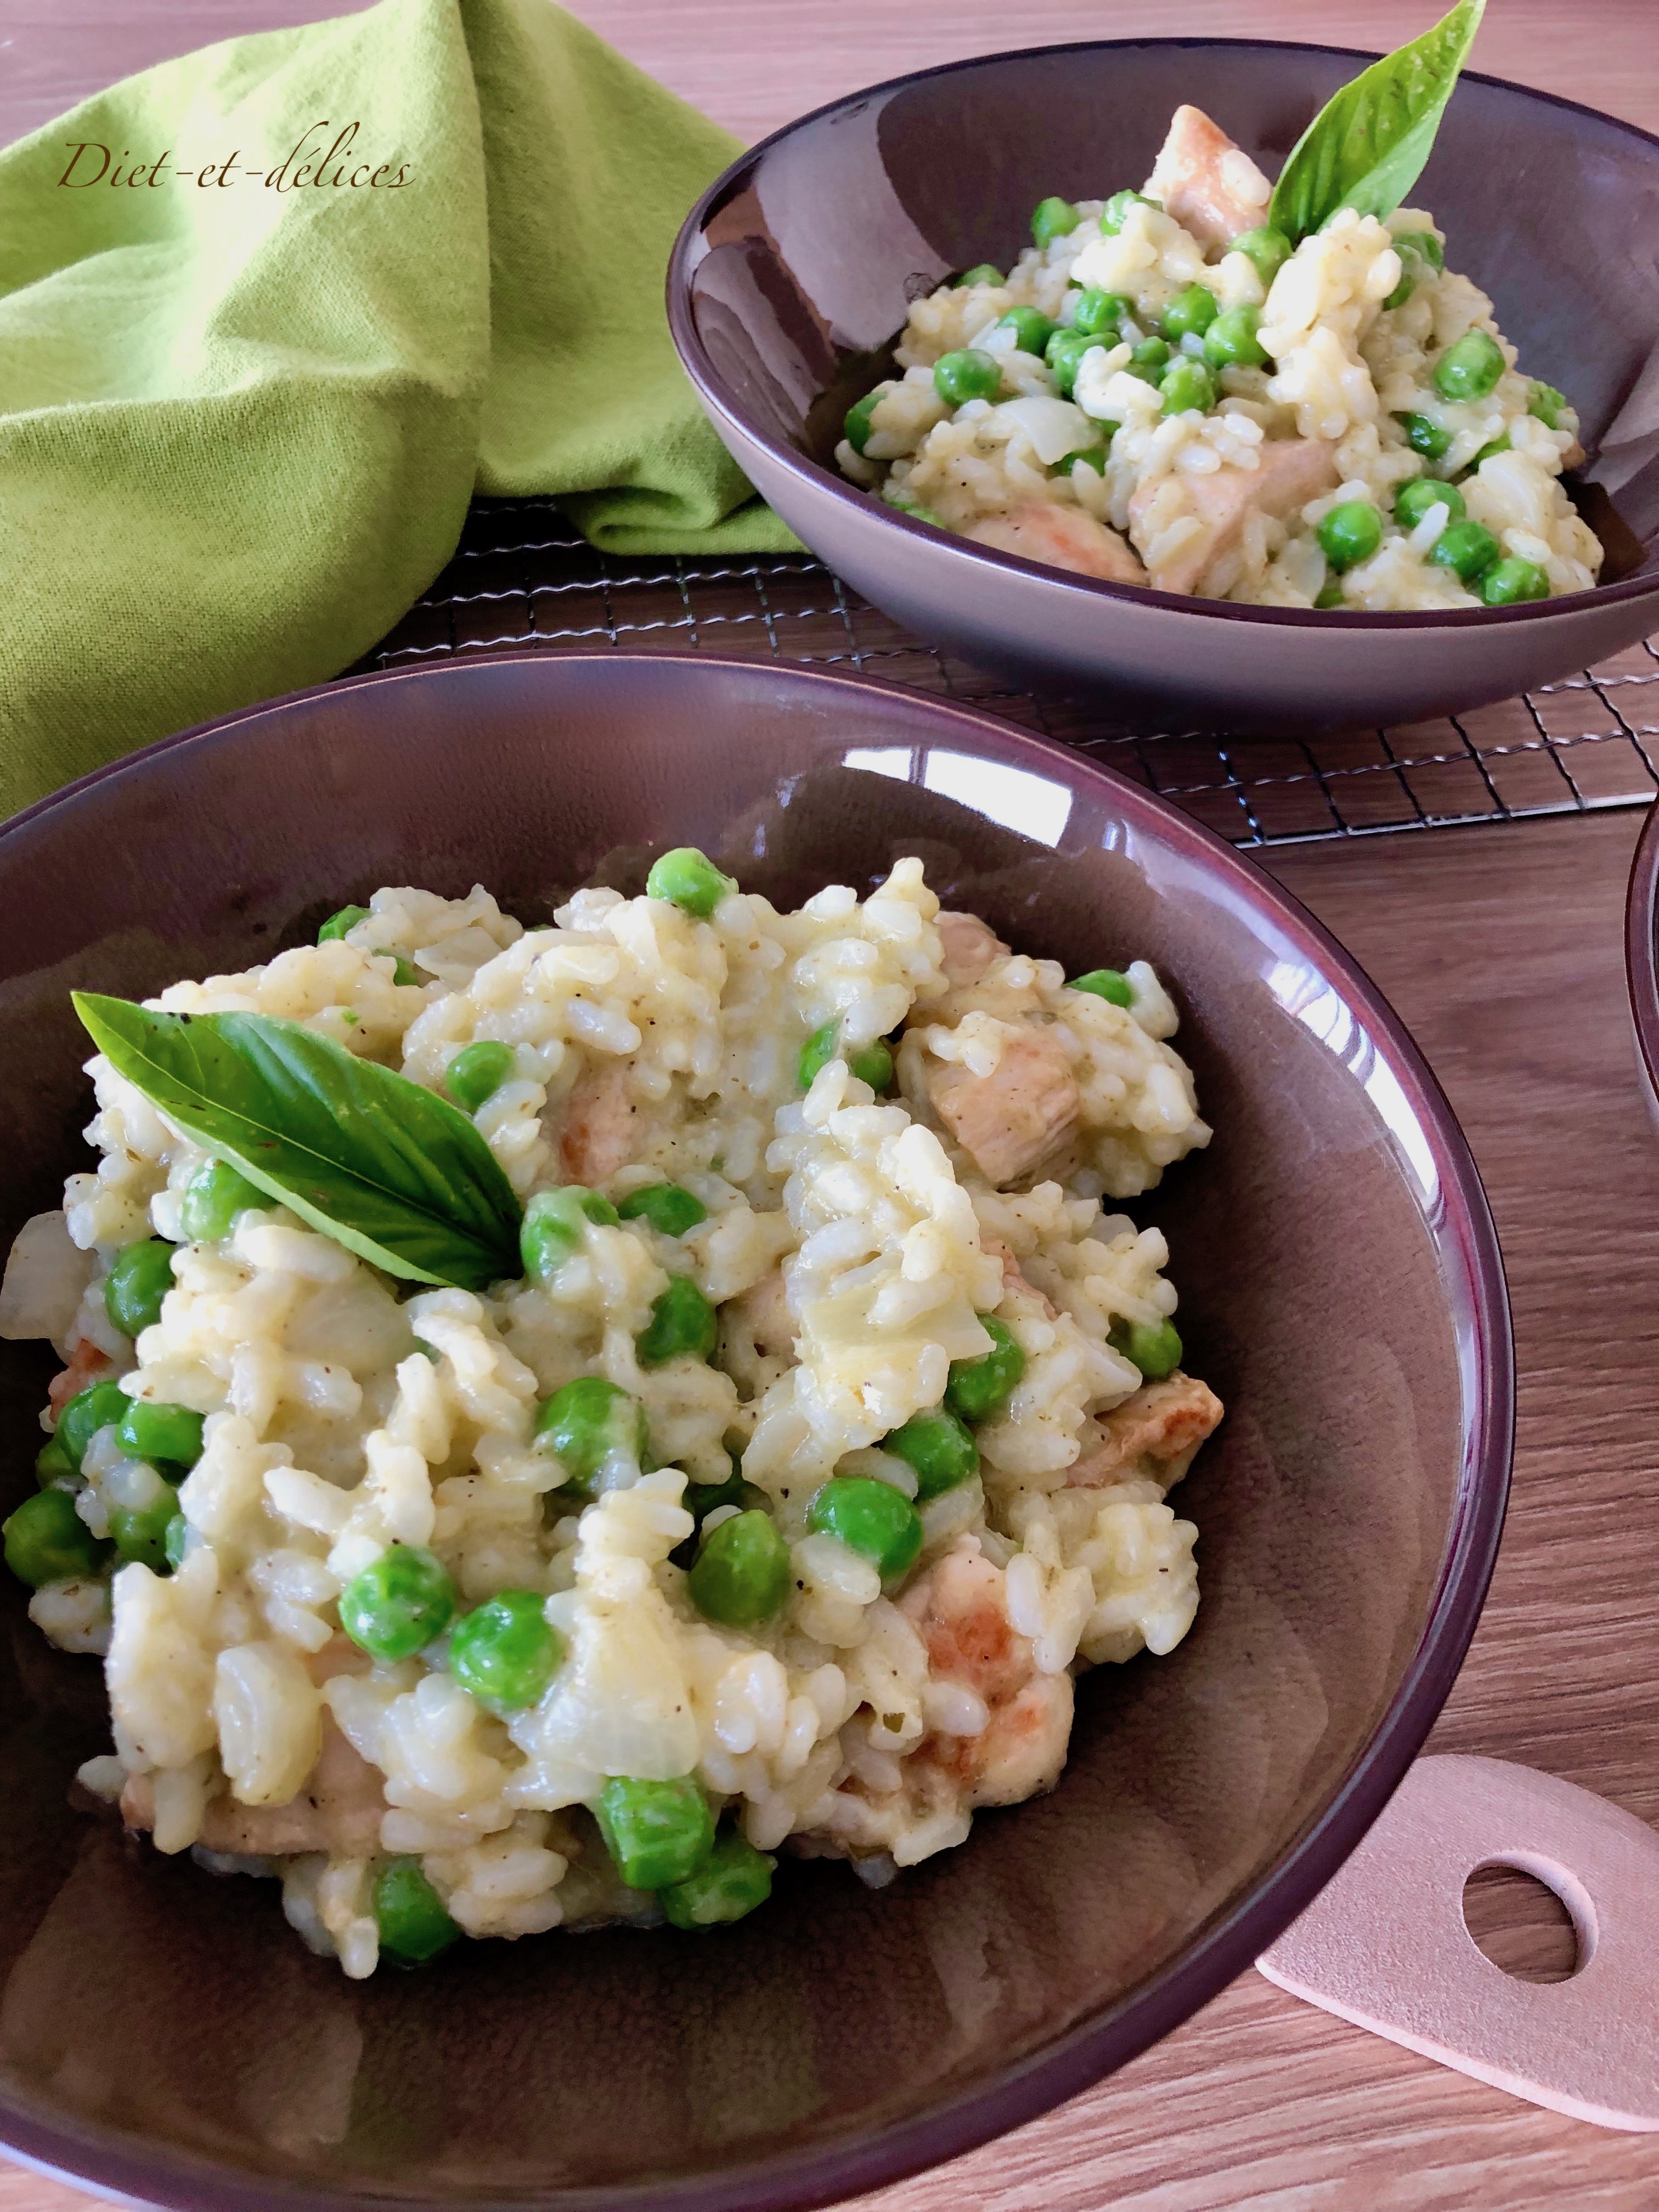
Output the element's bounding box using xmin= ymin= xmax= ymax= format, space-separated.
xmin=353 ymin=498 xmax=1659 ymax=850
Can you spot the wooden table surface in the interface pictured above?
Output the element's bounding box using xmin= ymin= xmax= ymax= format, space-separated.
xmin=5 ymin=2 xmax=1659 ymax=2207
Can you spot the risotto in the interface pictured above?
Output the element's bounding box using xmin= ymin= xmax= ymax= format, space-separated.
xmin=835 ymin=102 xmax=1602 ymax=611
xmin=0 ymin=853 xmax=1222 ymax=1974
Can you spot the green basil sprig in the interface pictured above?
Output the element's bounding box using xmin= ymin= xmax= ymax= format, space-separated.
xmin=1269 ymin=0 xmax=1486 ymax=245
xmin=73 ymin=995 xmax=522 ymax=1291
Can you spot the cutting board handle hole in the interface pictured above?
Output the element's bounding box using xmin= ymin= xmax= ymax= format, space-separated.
xmin=1462 ymin=1860 xmax=1584 ymax=1985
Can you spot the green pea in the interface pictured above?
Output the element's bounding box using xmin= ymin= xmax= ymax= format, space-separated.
xmin=110 ymin=1475 xmax=180 ymax=1572
xmin=806 ymin=1476 xmax=922 ymax=1579
xmin=595 ymin=1775 xmax=715 ymax=1891
xmin=1031 ymin=195 xmax=1080 ymax=249
xmin=116 ymin=1399 xmax=205 ymax=1471
xmin=535 ymin=1375 xmax=648 ymax=1491
xmin=1071 ymin=288 xmax=1129 ymax=338
xmin=449 ymin=1591 xmax=564 ymax=1714
xmin=3 ymin=1489 xmax=105 ymax=1588
xmin=1203 ymin=304 xmax=1267 ymax=370
xmin=55 ymin=1380 xmax=131 ymax=1473
xmin=1393 ymin=229 xmax=1443 ymax=273
xmin=163 ymin=1513 xmax=190 ymax=1571
xmin=1394 ymin=478 xmax=1466 ymax=531
xmin=1043 ymin=328 xmax=1096 ymax=399
xmin=1317 ymin=501 xmax=1383 ymax=574
xmin=35 ymin=1435 xmax=75 ymax=1488
xmin=1528 ymin=380 xmax=1568 ymax=430
xmin=1480 ymin=556 xmax=1550 ymax=606
xmin=687 ymin=1509 xmax=791 ymax=1628
xmin=890 ymin=497 xmax=947 ymax=528
xmin=1433 ymin=329 xmax=1505 ymax=402
xmin=1101 ymin=189 xmax=1158 ymax=235
xmin=1048 ymin=440 xmax=1112 ymax=478
xmin=844 ymin=390 xmax=882 ymax=455
xmin=520 ymin=1186 xmax=620 ymax=1281
xmin=1313 ymin=581 xmax=1346 ymax=609
xmin=883 ymin=1407 xmax=978 ymax=1500
xmin=1466 ymin=432 xmax=1511 ymax=471
xmin=373 ymin=952 xmax=420 ymax=988
xmin=1159 ymin=359 xmax=1216 ymax=416
xmin=616 ymin=1182 xmax=707 ymax=1236
xmin=1160 ymin=284 xmax=1218 ymax=342
xmin=1070 ymin=967 xmax=1134 ymax=1007
xmin=1382 ymin=269 xmax=1416 ymax=312
xmin=799 ymin=1021 xmax=893 ymax=1094
xmin=637 ymin=1276 xmax=718 ymax=1368
xmin=646 ymin=847 xmax=736 ymax=917
xmin=933 ymin=349 xmax=1002 ymax=406
xmin=180 ymin=1158 xmax=264 ymax=1241
xmin=1110 ymin=1317 xmax=1183 ymax=1380
xmin=682 ymin=1467 xmax=769 ymax=1527
xmin=945 ymin=1314 xmax=1026 ymax=1425
xmin=1427 ymin=518 xmax=1500 ymax=584
xmin=1396 ymin=411 xmax=1453 ymax=461
xmin=318 ymin=905 xmax=369 ymax=944
xmin=998 ymin=307 xmax=1056 ymax=357
xmin=659 ymin=1829 xmax=776 ymax=1929
xmin=953 ymin=263 xmax=1003 ymax=289
xmin=1229 ymin=225 xmax=1293 ymax=286
xmin=373 ymin=1859 xmax=461 ymax=1965
xmin=338 ymin=1543 xmax=456 ymax=1663
xmin=105 ymin=1239 xmax=176 ymax=1338
xmin=1382 ymin=232 xmax=1441 ymax=312
xmin=444 ymin=1040 xmax=516 ymax=1114
xmin=1127 ymin=336 xmax=1170 ymax=384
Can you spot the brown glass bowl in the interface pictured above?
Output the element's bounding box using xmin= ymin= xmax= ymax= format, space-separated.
xmin=1626 ymin=799 xmax=1659 ymax=1127
xmin=0 ymin=654 xmax=1511 ymax=2211
xmin=668 ymin=39 xmax=1659 ymax=733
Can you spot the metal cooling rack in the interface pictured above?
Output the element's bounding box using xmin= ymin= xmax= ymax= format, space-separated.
xmin=354 ymin=497 xmax=1659 ymax=850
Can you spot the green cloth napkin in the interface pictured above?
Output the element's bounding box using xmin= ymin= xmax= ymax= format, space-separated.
xmin=0 ymin=0 xmax=798 ymax=818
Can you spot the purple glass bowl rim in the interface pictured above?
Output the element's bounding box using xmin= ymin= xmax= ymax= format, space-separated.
xmin=1625 ymin=799 xmax=1659 ymax=1108
xmin=665 ymin=32 xmax=1659 ymax=633
xmin=0 ymin=653 xmax=1515 ymax=2212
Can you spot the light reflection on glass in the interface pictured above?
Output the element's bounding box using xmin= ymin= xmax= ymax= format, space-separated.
xmin=1266 ymin=958 xmax=1441 ymax=1209
xmin=841 ymin=747 xmax=915 ymax=783
xmin=921 ymin=752 xmax=1073 ymax=847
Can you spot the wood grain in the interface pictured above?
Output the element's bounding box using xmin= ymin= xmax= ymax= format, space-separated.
xmin=6 ymin=0 xmax=1659 ymax=150
xmin=5 ymin=1 xmax=1659 ymax=2207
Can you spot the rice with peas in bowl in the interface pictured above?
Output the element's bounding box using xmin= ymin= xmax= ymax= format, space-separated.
xmin=837 ymin=102 xmax=1602 ymax=612
xmin=0 ymin=849 xmax=1221 ymax=1976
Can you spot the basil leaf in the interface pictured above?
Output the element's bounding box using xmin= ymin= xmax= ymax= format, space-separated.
xmin=1268 ymin=0 xmax=1486 ymax=244
xmin=73 ymin=995 xmax=522 ymax=1291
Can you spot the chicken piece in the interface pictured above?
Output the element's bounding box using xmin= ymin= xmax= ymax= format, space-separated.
xmin=1129 ymin=438 xmax=1339 ymax=597
xmin=981 ymin=1235 xmax=1058 ymax=1321
xmin=716 ymin=1266 xmax=797 ymax=1400
xmin=48 ymin=1336 xmax=113 ymax=1417
xmin=1145 ymin=104 xmax=1273 ymax=251
xmin=120 ymin=1634 xmax=382 ymax=1857
xmin=900 ymin=1540 xmax=1073 ymax=1807
xmin=935 ymin=910 xmax=1009 ymax=990
xmin=1068 ymin=1373 xmax=1224 ymax=1488
xmin=121 ymin=1716 xmax=386 ymax=1858
xmin=966 ymin=504 xmax=1147 ymax=588
xmin=927 ymin=1027 xmax=1079 ymax=1186
xmin=552 ymin=1060 xmax=638 ymax=1186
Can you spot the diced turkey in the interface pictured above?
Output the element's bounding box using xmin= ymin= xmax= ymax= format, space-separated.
xmin=1067 ymin=1373 xmax=1224 ymax=1487
xmin=935 ymin=910 xmax=1009 ymax=990
xmin=1130 ymin=438 xmax=1339 ymax=597
xmin=967 ymin=503 xmax=1148 ymax=587
xmin=1145 ymin=104 xmax=1273 ymax=251
xmin=927 ymin=1028 xmax=1079 ymax=1185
